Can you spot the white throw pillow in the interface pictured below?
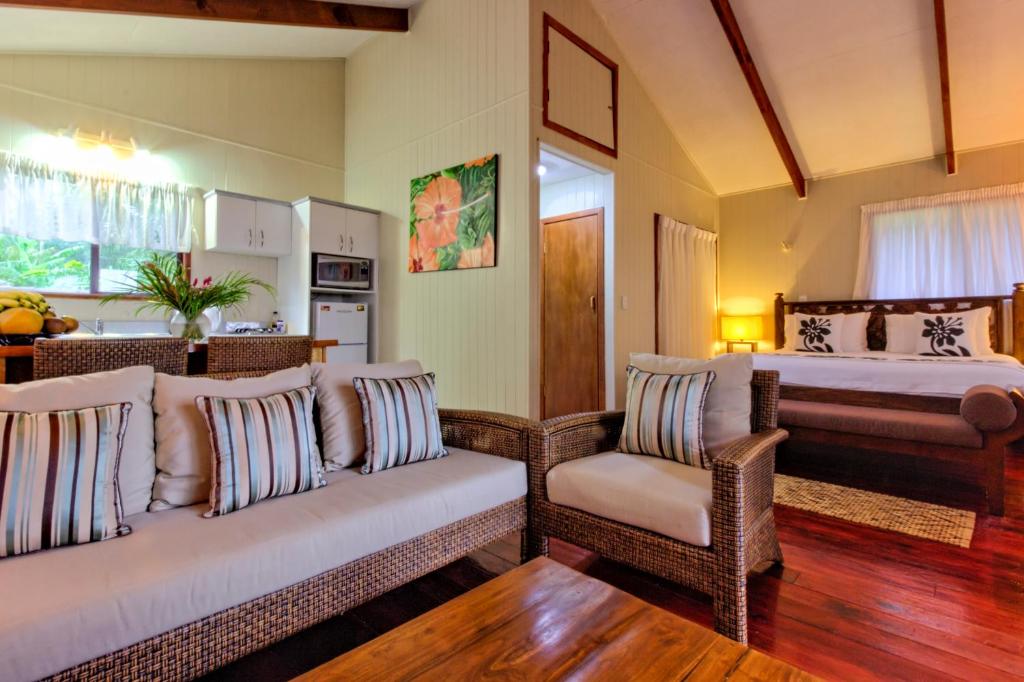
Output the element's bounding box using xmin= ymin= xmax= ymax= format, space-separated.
xmin=839 ymin=312 xmax=869 ymax=352
xmin=150 ymin=365 xmax=312 ymax=510
xmin=629 ymin=353 xmax=752 ymax=453
xmin=887 ymin=308 xmax=992 ymax=355
xmin=912 ymin=310 xmax=989 ymax=357
xmin=784 ymin=313 xmax=846 ymax=353
xmin=0 ymin=366 xmax=155 ymax=517
xmin=312 ymin=360 xmax=424 ymax=470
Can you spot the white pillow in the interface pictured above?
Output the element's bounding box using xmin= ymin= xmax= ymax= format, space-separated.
xmin=150 ymin=365 xmax=312 ymax=510
xmin=784 ymin=313 xmax=846 ymax=353
xmin=912 ymin=310 xmax=989 ymax=357
xmin=629 ymin=353 xmax=752 ymax=453
xmin=0 ymin=366 xmax=155 ymax=517
xmin=311 ymin=359 xmax=424 ymax=470
xmin=887 ymin=308 xmax=992 ymax=355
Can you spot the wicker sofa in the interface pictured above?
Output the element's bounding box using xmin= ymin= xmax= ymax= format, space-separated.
xmin=0 ymin=357 xmax=530 ymax=682
xmin=527 ymin=369 xmax=786 ymax=644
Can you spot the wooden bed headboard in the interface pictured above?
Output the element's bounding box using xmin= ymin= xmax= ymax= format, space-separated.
xmin=773 ymin=283 xmax=1024 ymax=361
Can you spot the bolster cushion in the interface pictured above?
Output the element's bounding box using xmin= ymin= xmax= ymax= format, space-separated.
xmin=960 ymin=385 xmax=1017 ymax=432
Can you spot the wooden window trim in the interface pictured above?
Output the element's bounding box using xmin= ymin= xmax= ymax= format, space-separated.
xmin=542 ymin=13 xmax=619 ymax=159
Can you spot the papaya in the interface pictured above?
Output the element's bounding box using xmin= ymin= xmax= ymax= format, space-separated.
xmin=0 ymin=308 xmax=44 ymax=335
xmin=43 ymin=317 xmax=67 ymax=335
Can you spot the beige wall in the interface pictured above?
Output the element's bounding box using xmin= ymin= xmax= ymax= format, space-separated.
xmin=529 ymin=0 xmax=719 ymax=408
xmin=0 ymin=54 xmax=345 ymax=324
xmin=719 ymin=142 xmax=1024 ymax=347
xmin=344 ymin=0 xmax=532 ymax=416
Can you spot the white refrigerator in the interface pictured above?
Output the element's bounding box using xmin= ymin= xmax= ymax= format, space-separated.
xmin=314 ymin=302 xmax=369 ymax=364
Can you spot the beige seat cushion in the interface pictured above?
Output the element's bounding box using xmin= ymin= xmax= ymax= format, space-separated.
xmin=0 ymin=366 xmax=155 ymax=516
xmin=311 ymin=359 xmax=424 ymax=470
xmin=0 ymin=449 xmax=526 ymax=682
xmin=150 ymin=365 xmax=312 ymax=510
xmin=547 ymin=451 xmax=712 ymax=547
xmin=779 ymin=399 xmax=983 ymax=449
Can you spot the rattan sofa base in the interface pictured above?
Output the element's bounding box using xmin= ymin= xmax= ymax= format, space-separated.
xmin=45 ymin=498 xmax=526 ymax=682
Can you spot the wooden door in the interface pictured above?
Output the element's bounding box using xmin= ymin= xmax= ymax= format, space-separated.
xmin=541 ymin=209 xmax=604 ymax=419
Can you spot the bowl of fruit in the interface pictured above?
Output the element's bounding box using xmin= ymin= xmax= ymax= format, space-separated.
xmin=0 ymin=291 xmax=79 ymax=344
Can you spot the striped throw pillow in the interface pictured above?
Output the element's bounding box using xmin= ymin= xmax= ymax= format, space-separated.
xmin=196 ymin=386 xmax=326 ymax=517
xmin=618 ymin=367 xmax=716 ymax=468
xmin=354 ymin=373 xmax=447 ymax=474
xmin=0 ymin=403 xmax=132 ymax=559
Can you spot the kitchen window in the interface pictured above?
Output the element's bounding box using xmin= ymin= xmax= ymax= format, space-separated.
xmin=0 ymin=151 xmax=195 ymax=296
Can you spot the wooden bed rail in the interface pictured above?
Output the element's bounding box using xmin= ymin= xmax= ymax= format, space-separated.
xmin=774 ymin=285 xmax=1024 ymax=362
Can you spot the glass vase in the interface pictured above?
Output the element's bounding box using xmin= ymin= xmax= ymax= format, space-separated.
xmin=168 ymin=310 xmax=212 ymax=342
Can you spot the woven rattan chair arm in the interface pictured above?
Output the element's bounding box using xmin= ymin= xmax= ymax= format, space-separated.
xmin=713 ymin=428 xmax=788 ymax=471
xmin=438 ymin=409 xmax=532 ymax=463
xmin=534 ymin=410 xmax=625 ymax=470
xmin=711 ymin=428 xmax=787 ymax=541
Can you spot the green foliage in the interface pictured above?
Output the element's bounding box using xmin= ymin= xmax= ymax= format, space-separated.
xmin=101 ymin=252 xmax=275 ymax=321
xmin=0 ymin=235 xmax=89 ymax=291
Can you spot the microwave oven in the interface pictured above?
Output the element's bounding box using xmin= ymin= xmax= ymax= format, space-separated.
xmin=313 ymin=254 xmax=372 ymax=290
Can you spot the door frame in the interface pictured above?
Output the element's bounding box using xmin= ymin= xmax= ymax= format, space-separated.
xmin=539 ymin=207 xmax=606 ymax=419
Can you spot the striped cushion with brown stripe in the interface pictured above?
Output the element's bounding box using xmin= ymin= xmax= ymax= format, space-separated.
xmin=618 ymin=366 xmax=716 ymax=468
xmin=354 ymin=373 xmax=447 ymax=474
xmin=196 ymin=386 xmax=325 ymax=517
xmin=0 ymin=403 xmax=132 ymax=559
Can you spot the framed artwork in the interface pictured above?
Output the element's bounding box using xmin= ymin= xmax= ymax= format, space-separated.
xmin=409 ymin=153 xmax=498 ymax=273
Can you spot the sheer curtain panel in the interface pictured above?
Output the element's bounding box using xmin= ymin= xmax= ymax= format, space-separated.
xmin=854 ymin=183 xmax=1024 ymax=299
xmin=656 ymin=214 xmax=718 ymax=359
xmin=0 ymin=152 xmax=193 ymax=251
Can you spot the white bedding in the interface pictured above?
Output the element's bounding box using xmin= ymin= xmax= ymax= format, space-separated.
xmin=752 ymin=351 xmax=1024 ymax=397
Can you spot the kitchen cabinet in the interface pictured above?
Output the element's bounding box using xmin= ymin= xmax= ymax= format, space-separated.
xmin=204 ymin=190 xmax=291 ymax=257
xmin=307 ymin=199 xmax=379 ymax=258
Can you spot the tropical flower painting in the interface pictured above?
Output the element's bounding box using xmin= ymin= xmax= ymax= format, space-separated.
xmin=409 ymin=154 xmax=497 ymax=272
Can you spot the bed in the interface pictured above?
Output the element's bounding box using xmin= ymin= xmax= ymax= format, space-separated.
xmin=761 ymin=287 xmax=1024 ymax=515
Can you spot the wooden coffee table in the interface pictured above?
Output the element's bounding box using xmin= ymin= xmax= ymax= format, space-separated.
xmin=296 ymin=557 xmax=815 ymax=681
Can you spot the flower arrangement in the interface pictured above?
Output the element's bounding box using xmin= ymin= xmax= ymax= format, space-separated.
xmin=101 ymin=253 xmax=274 ymax=341
xmin=409 ymin=154 xmax=497 ymax=272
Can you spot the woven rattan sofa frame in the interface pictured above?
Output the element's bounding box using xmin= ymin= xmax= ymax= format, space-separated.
xmin=526 ymin=369 xmax=786 ymax=644
xmin=34 ymin=347 xmax=530 ymax=682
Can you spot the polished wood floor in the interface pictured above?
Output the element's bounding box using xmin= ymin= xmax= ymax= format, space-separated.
xmin=206 ymin=454 xmax=1024 ymax=681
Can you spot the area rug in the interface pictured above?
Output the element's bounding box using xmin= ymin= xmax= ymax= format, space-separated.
xmin=773 ymin=474 xmax=976 ymax=548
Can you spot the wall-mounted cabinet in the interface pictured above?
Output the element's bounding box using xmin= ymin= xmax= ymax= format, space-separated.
xmin=307 ymin=199 xmax=379 ymax=258
xmin=204 ymin=190 xmax=292 ymax=257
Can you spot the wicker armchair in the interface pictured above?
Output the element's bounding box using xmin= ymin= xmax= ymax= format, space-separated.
xmin=205 ymin=335 xmax=314 ymax=375
xmin=32 ymin=337 xmax=188 ymax=380
xmin=527 ymin=369 xmax=787 ymax=644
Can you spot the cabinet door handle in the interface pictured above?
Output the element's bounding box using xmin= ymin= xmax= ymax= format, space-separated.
xmin=349 ymin=235 xmax=354 ymax=252
xmin=260 ymin=230 xmax=265 ymax=248
xmin=248 ymin=228 xmax=253 ymax=247
xmin=339 ymin=234 xmax=344 ymax=252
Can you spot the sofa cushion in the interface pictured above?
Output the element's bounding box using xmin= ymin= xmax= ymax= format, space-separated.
xmin=547 ymin=451 xmax=712 ymax=546
xmin=0 ymin=366 xmax=155 ymax=517
xmin=151 ymin=366 xmax=312 ymax=510
xmin=630 ymin=352 xmax=752 ymax=455
xmin=198 ymin=387 xmax=326 ymax=517
xmin=355 ymin=373 xmax=447 ymax=474
xmin=779 ymin=400 xmax=983 ymax=448
xmin=312 ymin=360 xmax=424 ymax=470
xmin=0 ymin=403 xmax=132 ymax=558
xmin=0 ymin=448 xmax=526 ymax=682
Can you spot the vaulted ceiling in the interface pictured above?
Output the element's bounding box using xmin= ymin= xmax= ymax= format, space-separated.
xmin=591 ymin=0 xmax=1024 ymax=196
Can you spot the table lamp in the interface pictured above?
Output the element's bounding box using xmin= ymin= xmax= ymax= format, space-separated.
xmin=721 ymin=315 xmax=763 ymax=353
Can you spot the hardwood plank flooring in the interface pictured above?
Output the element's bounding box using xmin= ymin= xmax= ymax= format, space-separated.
xmin=204 ymin=454 xmax=1024 ymax=681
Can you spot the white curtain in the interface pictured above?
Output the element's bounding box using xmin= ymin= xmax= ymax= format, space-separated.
xmin=0 ymin=152 xmax=193 ymax=251
xmin=657 ymin=214 xmax=718 ymax=358
xmin=854 ymin=182 xmax=1024 ymax=299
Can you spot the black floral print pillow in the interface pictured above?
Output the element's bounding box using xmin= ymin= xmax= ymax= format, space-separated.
xmin=919 ymin=315 xmax=971 ymax=357
xmin=797 ymin=317 xmax=835 ymax=353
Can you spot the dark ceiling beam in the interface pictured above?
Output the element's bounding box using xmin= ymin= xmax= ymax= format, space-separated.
xmin=933 ymin=0 xmax=956 ymax=174
xmin=0 ymin=0 xmax=409 ymax=32
xmin=709 ymin=0 xmax=806 ymax=198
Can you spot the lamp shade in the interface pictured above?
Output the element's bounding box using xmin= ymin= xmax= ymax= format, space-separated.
xmin=721 ymin=315 xmax=763 ymax=341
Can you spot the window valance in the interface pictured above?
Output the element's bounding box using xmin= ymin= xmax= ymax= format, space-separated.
xmin=0 ymin=152 xmax=195 ymax=252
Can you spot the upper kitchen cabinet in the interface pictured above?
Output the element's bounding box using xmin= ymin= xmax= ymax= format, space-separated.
xmin=303 ymin=198 xmax=379 ymax=258
xmin=204 ymin=190 xmax=292 ymax=257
